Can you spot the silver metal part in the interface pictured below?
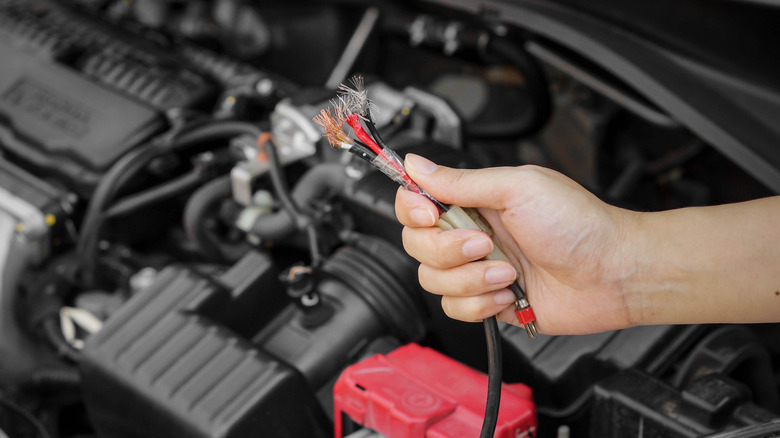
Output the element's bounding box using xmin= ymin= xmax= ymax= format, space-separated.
xmin=365 ymin=82 xmax=416 ymax=128
xmin=0 ymin=184 xmax=49 ymax=264
xmin=402 ymin=86 xmax=463 ymax=148
xmin=59 ymin=306 xmax=103 ymax=350
xmin=231 ymin=161 xmax=267 ymax=206
xmin=526 ymin=321 xmax=538 ymax=339
xmin=129 ymin=267 xmax=158 ymax=293
xmin=231 ymin=99 xmax=320 ymax=206
xmin=515 ymin=298 xmax=538 ymax=339
xmin=270 ymin=99 xmax=321 ymax=160
xmin=325 ymin=7 xmax=380 ymax=89
xmin=345 ymin=429 xmax=387 ymax=438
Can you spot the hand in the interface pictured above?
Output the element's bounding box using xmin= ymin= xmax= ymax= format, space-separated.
xmin=395 ymin=154 xmax=637 ymax=335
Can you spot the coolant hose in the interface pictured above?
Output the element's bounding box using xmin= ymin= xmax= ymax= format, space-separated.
xmin=183 ymin=175 xmax=243 ymax=263
xmin=249 ymin=163 xmax=348 ymax=241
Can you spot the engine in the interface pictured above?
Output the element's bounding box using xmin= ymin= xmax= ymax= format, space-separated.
xmin=0 ymin=0 xmax=778 ymax=437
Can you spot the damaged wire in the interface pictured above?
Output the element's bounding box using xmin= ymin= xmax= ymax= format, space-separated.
xmin=314 ymin=75 xmax=538 ymax=438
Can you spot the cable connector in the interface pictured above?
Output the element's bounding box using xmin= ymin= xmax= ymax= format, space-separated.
xmin=439 ymin=206 xmax=539 ymax=339
xmin=514 ymin=297 xmax=538 ymax=339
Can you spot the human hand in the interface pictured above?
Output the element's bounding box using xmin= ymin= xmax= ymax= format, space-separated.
xmin=395 ymin=154 xmax=638 ymax=335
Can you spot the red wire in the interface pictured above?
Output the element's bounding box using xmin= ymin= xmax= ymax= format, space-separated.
xmin=345 ymin=115 xmax=417 ymax=190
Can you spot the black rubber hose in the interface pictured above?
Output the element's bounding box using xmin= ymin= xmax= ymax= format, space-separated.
xmin=104 ymin=170 xmax=203 ymax=219
xmin=183 ymin=175 xmax=242 ymax=263
xmin=41 ymin=318 xmax=81 ymax=363
xmin=480 ymin=316 xmax=502 ymax=438
xmin=261 ymin=141 xmax=325 ymax=266
xmin=172 ymin=121 xmax=261 ymax=151
xmin=262 ymin=141 xmax=309 ymax=230
xmin=77 ymin=143 xmax=163 ymax=286
xmin=77 ymin=120 xmax=261 ymax=286
xmin=467 ymin=37 xmax=552 ymax=139
xmin=250 ymin=163 xmax=349 ymax=241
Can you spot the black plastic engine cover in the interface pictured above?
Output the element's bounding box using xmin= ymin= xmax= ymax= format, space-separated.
xmin=0 ymin=37 xmax=163 ymax=192
xmin=591 ymin=369 xmax=777 ymax=437
xmin=80 ymin=252 xmax=329 ymax=438
xmin=501 ymin=324 xmax=705 ymax=414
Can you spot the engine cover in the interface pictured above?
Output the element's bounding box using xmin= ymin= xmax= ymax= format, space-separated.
xmin=79 ymin=252 xmax=329 ymax=438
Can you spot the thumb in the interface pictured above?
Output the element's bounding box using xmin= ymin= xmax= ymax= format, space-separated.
xmin=404 ymin=154 xmax=519 ymax=210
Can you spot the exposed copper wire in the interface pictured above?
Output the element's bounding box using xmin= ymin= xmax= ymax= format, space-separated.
xmin=313 ymin=107 xmax=352 ymax=148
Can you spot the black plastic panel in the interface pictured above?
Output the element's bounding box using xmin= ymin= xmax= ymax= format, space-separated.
xmin=80 ymin=253 xmax=329 ymax=438
xmin=501 ymin=324 xmax=704 ymax=413
xmin=591 ymin=369 xmax=777 ymax=437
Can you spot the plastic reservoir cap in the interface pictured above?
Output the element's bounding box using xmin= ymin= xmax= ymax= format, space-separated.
xmin=334 ymin=343 xmax=537 ymax=438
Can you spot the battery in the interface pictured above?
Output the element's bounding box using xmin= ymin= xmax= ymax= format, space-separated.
xmin=334 ymin=343 xmax=537 ymax=438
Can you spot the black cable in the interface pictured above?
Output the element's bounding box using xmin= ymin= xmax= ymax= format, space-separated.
xmin=0 ymin=397 xmax=51 ymax=438
xmin=349 ymin=139 xmax=379 ymax=162
xmin=481 ymin=316 xmax=502 ymax=438
xmin=77 ymin=143 xmax=163 ymax=286
xmin=510 ymin=282 xmax=527 ymax=300
xmin=104 ymin=170 xmax=203 ymax=219
xmin=77 ymin=120 xmax=262 ymax=286
xmin=262 ymin=139 xmax=322 ymax=267
xmin=172 ymin=120 xmax=261 ymax=151
xmin=365 ymin=118 xmax=388 ymax=150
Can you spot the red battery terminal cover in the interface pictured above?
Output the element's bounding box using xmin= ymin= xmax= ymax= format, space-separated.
xmin=334 ymin=343 xmax=537 ymax=438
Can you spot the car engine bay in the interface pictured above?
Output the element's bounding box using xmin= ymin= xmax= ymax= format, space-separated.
xmin=0 ymin=0 xmax=779 ymax=437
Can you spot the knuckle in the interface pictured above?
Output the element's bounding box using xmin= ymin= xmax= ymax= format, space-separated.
xmin=430 ymin=237 xmax=449 ymax=269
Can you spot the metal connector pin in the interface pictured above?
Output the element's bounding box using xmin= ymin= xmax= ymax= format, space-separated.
xmin=514 ymin=298 xmax=538 ymax=339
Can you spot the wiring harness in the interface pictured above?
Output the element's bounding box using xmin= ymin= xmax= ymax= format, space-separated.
xmin=314 ymin=76 xmax=538 ymax=438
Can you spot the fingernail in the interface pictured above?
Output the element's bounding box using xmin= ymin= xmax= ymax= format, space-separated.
xmin=405 ymin=154 xmax=438 ymax=175
xmin=462 ymin=237 xmax=492 ymax=259
xmin=410 ymin=207 xmax=435 ymax=226
xmin=485 ymin=266 xmax=517 ymax=284
xmin=494 ymin=290 xmax=517 ymax=306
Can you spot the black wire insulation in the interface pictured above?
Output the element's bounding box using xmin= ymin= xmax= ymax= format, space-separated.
xmin=510 ymin=282 xmax=527 ymax=300
xmin=365 ymin=119 xmax=388 ymax=150
xmin=349 ymin=140 xmax=379 ymax=162
xmin=480 ymin=316 xmax=502 ymax=438
xmin=104 ymin=170 xmax=203 ymax=219
xmin=262 ymin=139 xmax=322 ymax=266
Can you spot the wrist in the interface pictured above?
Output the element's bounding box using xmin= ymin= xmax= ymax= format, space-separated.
xmin=612 ymin=208 xmax=687 ymax=328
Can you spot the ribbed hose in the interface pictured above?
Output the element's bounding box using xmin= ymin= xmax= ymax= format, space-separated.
xmin=323 ymin=244 xmax=426 ymax=342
